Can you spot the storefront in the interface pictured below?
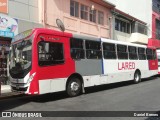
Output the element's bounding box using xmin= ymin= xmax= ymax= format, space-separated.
xmin=0 ymin=13 xmax=18 ymax=85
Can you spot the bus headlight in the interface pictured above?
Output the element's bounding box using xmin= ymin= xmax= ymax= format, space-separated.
xmin=27 ymin=72 xmax=36 ymax=84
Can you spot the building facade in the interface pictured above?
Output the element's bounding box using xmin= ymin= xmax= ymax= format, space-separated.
xmin=8 ymin=0 xmax=43 ymax=33
xmin=111 ymin=8 xmax=148 ymax=44
xmin=106 ymin=0 xmax=160 ymax=48
xmin=1 ymin=0 xmax=157 ymax=84
xmin=41 ymin=0 xmax=115 ymax=38
xmin=149 ymin=0 xmax=160 ymax=47
xmin=39 ymin=0 xmax=151 ymax=44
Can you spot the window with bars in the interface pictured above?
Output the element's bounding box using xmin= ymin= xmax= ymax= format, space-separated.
xmin=89 ymin=8 xmax=96 ymax=23
xmin=115 ymin=18 xmax=131 ymax=33
xmin=70 ymin=1 xmax=105 ymax=25
xmin=98 ymin=11 xmax=104 ymax=25
xmin=81 ymin=4 xmax=88 ymax=20
xmin=70 ymin=0 xmax=79 ymax=18
xmin=156 ymin=19 xmax=160 ymax=39
xmin=153 ymin=0 xmax=160 ymax=14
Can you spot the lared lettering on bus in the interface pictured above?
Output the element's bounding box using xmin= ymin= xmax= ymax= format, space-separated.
xmin=118 ymin=62 xmax=135 ymax=70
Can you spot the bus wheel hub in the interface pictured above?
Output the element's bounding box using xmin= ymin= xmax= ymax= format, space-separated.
xmin=71 ymin=82 xmax=79 ymax=91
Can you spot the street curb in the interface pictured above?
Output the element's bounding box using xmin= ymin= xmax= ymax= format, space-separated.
xmin=0 ymin=92 xmax=23 ymax=101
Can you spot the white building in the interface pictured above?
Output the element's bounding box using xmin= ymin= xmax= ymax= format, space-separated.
xmin=8 ymin=0 xmax=43 ymax=33
xmin=106 ymin=0 xmax=160 ymax=48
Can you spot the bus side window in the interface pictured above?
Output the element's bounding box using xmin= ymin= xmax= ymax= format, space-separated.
xmin=128 ymin=46 xmax=138 ymax=60
xmin=85 ymin=40 xmax=102 ymax=59
xmin=103 ymin=43 xmax=116 ymax=59
xmin=38 ymin=41 xmax=64 ymax=66
xmin=117 ymin=44 xmax=128 ymax=60
xmin=146 ymin=48 xmax=153 ymax=60
xmin=70 ymin=38 xmax=84 ymax=59
xmin=152 ymin=50 xmax=157 ymax=60
xmin=38 ymin=42 xmax=47 ymax=61
xmin=138 ymin=47 xmax=146 ymax=60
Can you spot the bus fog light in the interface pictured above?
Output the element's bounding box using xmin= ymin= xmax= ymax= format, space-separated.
xmin=27 ymin=72 xmax=36 ymax=84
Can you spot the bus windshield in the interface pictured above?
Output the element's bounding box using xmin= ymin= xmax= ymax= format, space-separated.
xmin=9 ymin=39 xmax=32 ymax=78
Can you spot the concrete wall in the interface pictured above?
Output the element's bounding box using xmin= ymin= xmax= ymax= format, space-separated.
xmin=106 ymin=0 xmax=152 ymax=38
xmin=114 ymin=30 xmax=131 ymax=42
xmin=8 ymin=0 xmax=43 ymax=33
xmin=8 ymin=0 xmax=39 ymax=23
xmin=18 ymin=19 xmax=43 ymax=33
xmin=43 ymin=0 xmax=112 ymax=38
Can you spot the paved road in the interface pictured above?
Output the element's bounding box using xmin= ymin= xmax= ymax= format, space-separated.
xmin=0 ymin=76 xmax=160 ymax=120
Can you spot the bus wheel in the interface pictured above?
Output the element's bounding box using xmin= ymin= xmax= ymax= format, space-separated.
xmin=134 ymin=71 xmax=141 ymax=83
xmin=66 ymin=77 xmax=82 ymax=97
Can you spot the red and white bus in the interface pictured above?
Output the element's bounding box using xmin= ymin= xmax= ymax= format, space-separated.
xmin=9 ymin=28 xmax=158 ymax=97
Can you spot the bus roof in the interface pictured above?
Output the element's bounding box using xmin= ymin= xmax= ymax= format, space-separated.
xmin=101 ymin=38 xmax=148 ymax=48
xmin=73 ymin=34 xmax=99 ymax=42
xmin=33 ymin=28 xmax=72 ymax=37
xmin=12 ymin=28 xmax=154 ymax=49
xmin=12 ymin=28 xmax=72 ymax=43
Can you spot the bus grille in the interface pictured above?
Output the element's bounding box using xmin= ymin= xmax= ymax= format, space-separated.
xmin=11 ymin=86 xmax=28 ymax=92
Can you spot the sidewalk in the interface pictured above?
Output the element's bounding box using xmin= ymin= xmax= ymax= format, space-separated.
xmin=0 ymin=85 xmax=19 ymax=99
xmin=1 ymin=85 xmax=11 ymax=94
xmin=0 ymin=85 xmax=26 ymax=101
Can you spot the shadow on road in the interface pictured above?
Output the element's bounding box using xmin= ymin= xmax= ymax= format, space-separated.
xmin=0 ymin=76 xmax=159 ymax=111
xmin=0 ymin=92 xmax=68 ymax=111
xmin=85 ymin=76 xmax=158 ymax=95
